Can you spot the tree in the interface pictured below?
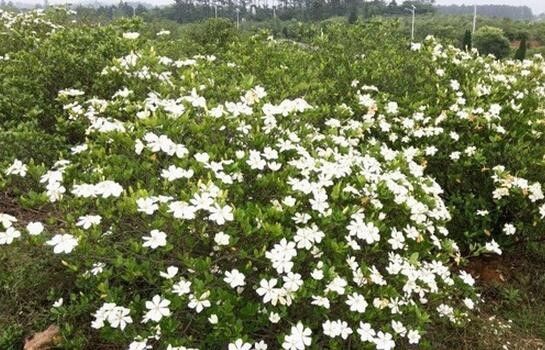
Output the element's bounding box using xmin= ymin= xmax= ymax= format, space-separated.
xmin=462 ymin=29 xmax=472 ymax=51
xmin=514 ymin=37 xmax=527 ymax=61
xmin=473 ymin=26 xmax=511 ymax=59
xmin=347 ymin=6 xmax=357 ymax=24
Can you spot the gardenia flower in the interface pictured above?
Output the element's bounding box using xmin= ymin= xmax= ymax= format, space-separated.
xmin=0 ymin=213 xmax=17 ymax=228
xmin=269 ymin=312 xmax=280 ymax=323
xmin=256 ymin=278 xmax=280 ymax=305
xmin=346 ymin=292 xmax=368 ymax=313
xmin=76 ymin=215 xmax=101 ymax=230
xmin=143 ymin=295 xmax=171 ymax=323
xmin=142 ymin=230 xmax=167 ymax=249
xmin=228 ymin=339 xmax=252 ymax=350
xmin=0 ymin=227 xmax=21 ymax=245
xmin=161 ymin=165 xmax=194 ymax=182
xmin=208 ymin=204 xmax=234 ymax=225
xmin=208 ymin=314 xmax=218 ymax=324
xmin=123 ymin=32 xmax=140 ymax=40
xmin=214 ymin=231 xmax=230 ymax=246
xmin=407 ymin=329 xmax=421 ymax=344
xmin=159 ymin=266 xmax=179 ymax=279
xmin=282 ymin=322 xmax=312 ymax=350
xmin=485 ymin=239 xmax=502 ymax=255
xmin=128 ymin=340 xmax=149 ymax=350
xmin=503 ymin=223 xmax=516 ymax=236
xmin=374 ymin=331 xmax=395 ymax=350
xmin=357 ymin=322 xmax=376 ymax=343
xmin=46 ymin=234 xmax=78 ymax=254
xmin=188 ymin=291 xmax=211 ymax=313
xmin=171 ymin=276 xmax=192 ymax=295
xmin=26 ymin=221 xmax=44 ymax=235
xmin=53 ymin=298 xmax=63 ymax=308
xmin=459 ymin=271 xmax=475 ymax=286
xmin=137 ymin=197 xmax=159 ymax=215
xmin=224 ymin=269 xmax=246 ymax=288
xmin=5 ymin=159 xmax=27 ymax=177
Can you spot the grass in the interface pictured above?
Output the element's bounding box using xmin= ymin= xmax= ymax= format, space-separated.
xmin=429 ymin=244 xmax=545 ymax=350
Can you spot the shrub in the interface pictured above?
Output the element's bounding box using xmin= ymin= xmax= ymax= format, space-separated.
xmin=473 ymin=26 xmax=511 ymax=59
xmin=2 ymin=46 xmax=477 ymax=349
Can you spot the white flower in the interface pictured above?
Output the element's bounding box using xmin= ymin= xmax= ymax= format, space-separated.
xmin=325 ymin=276 xmax=347 ymax=295
xmin=256 ymin=278 xmax=280 ymax=305
xmin=269 ymin=312 xmax=280 ymax=323
xmin=346 ymin=292 xmax=368 ymax=313
xmin=168 ymin=201 xmax=197 ymax=220
xmin=503 ymin=223 xmax=516 ymax=236
xmin=374 ymin=331 xmax=395 ymax=350
xmin=53 ymin=298 xmax=63 ymax=308
xmin=224 ymin=269 xmax=246 ymax=288
xmin=188 ymin=291 xmax=211 ymax=313
xmin=0 ymin=213 xmax=17 ymax=228
xmin=143 ymin=295 xmax=171 ymax=323
xmin=76 ymin=215 xmax=101 ymax=230
xmin=282 ymin=322 xmax=312 ymax=350
xmin=485 ymin=239 xmax=502 ymax=255
xmin=463 ymin=298 xmax=475 ymax=310
xmin=208 ymin=314 xmax=218 ymax=324
xmin=107 ymin=306 xmax=132 ymax=330
xmin=228 ymin=339 xmax=252 ymax=350
xmin=410 ymin=42 xmax=422 ymax=51
xmin=208 ymin=204 xmax=234 ymax=225
xmin=283 ymin=272 xmax=303 ymax=292
xmin=0 ymin=227 xmax=21 ymax=245
xmin=5 ymin=159 xmax=27 ymax=177
xmin=137 ymin=197 xmax=159 ymax=215
xmin=46 ymin=234 xmax=78 ymax=254
xmin=214 ymin=231 xmax=230 ymax=246
xmin=143 ymin=230 xmax=167 ymax=249
xmin=391 ymin=320 xmax=406 ymax=336
xmin=172 ymin=278 xmax=192 ymax=296
xmin=123 ymin=32 xmax=140 ymax=40
xmin=459 ymin=271 xmax=475 ymax=286
xmin=407 ymin=329 xmax=421 ymax=344
xmin=160 ymin=266 xmax=179 ymax=279
xmin=254 ymin=340 xmax=268 ymax=350
xmin=96 ymin=181 xmax=123 ymax=198
xmin=128 ymin=340 xmax=149 ymax=350
xmin=26 ymin=222 xmax=44 ymax=236
xmin=161 ymin=165 xmax=194 ymax=182
xmin=347 ymin=215 xmax=380 ymax=245
xmin=357 ymin=322 xmax=376 ymax=342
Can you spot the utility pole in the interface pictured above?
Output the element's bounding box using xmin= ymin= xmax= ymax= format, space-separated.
xmin=472 ymin=5 xmax=477 ymax=33
xmin=404 ymin=5 xmax=416 ymax=42
xmin=236 ymin=7 xmax=240 ymax=29
xmin=411 ymin=5 xmax=416 ymax=42
xmin=214 ymin=3 xmax=217 ymax=18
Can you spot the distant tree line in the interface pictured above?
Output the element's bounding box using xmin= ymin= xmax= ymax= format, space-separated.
xmin=63 ymin=0 xmax=436 ymax=24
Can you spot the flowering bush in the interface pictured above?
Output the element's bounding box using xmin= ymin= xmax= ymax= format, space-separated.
xmin=0 ymin=38 xmax=481 ymax=348
xmin=3 ymin=9 xmax=545 ymax=350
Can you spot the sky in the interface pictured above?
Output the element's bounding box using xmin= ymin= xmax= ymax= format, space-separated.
xmin=29 ymin=0 xmax=545 ymax=15
xmin=435 ymin=0 xmax=545 ymax=15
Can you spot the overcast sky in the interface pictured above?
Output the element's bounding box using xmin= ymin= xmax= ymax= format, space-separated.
xmin=39 ymin=0 xmax=545 ymax=15
xmin=435 ymin=0 xmax=544 ymax=14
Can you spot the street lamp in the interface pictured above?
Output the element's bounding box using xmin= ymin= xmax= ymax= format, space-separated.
xmin=472 ymin=5 xmax=477 ymax=33
xmin=404 ymin=5 xmax=416 ymax=42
